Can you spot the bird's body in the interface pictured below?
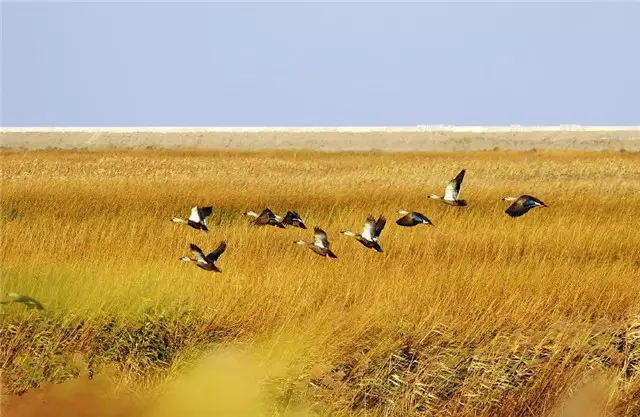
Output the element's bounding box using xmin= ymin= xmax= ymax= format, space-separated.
xmin=244 ymin=208 xmax=285 ymax=228
xmin=502 ymin=195 xmax=548 ymax=217
xmin=395 ymin=210 xmax=434 ymax=227
xmin=1 ymin=292 xmax=45 ymax=310
xmin=295 ymin=227 xmax=337 ymax=258
xmin=341 ymin=215 xmax=386 ymax=252
xmin=171 ymin=206 xmax=213 ymax=232
xmin=282 ymin=211 xmax=307 ymax=229
xmin=429 ymin=169 xmax=467 ymax=206
xmin=180 ymin=242 xmax=226 ymax=272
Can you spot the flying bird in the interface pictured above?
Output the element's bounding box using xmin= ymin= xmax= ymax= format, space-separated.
xmin=395 ymin=210 xmax=434 ymax=227
xmin=171 ymin=206 xmax=213 ymax=232
xmin=428 ymin=169 xmax=467 ymax=206
xmin=180 ymin=242 xmax=227 ymax=272
xmin=341 ymin=215 xmax=386 ymax=252
xmin=295 ymin=227 xmax=337 ymax=258
xmin=502 ymin=195 xmax=548 ymax=217
xmin=1 ymin=292 xmax=45 ymax=310
xmin=244 ymin=208 xmax=285 ymax=228
xmin=281 ymin=210 xmax=307 ymax=229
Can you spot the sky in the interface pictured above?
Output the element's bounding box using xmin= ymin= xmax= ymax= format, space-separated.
xmin=1 ymin=2 xmax=639 ymax=126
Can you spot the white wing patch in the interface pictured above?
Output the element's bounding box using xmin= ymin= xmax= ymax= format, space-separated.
xmin=314 ymin=230 xmax=328 ymax=248
xmin=361 ymin=219 xmax=375 ymax=241
xmin=189 ymin=246 xmax=208 ymax=264
xmin=443 ymin=179 xmax=459 ymax=201
xmin=188 ymin=206 xmax=201 ymax=222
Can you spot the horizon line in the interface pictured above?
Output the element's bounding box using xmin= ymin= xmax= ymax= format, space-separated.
xmin=3 ymin=125 xmax=640 ymax=133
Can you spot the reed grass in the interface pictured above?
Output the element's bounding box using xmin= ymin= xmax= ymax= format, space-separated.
xmin=1 ymin=149 xmax=640 ymax=416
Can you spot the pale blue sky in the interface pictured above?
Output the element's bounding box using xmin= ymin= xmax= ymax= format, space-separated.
xmin=2 ymin=2 xmax=639 ymax=126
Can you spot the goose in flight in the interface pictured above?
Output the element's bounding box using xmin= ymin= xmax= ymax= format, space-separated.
xmin=295 ymin=227 xmax=337 ymax=258
xmin=428 ymin=169 xmax=467 ymax=206
xmin=180 ymin=242 xmax=226 ymax=272
xmin=1 ymin=292 xmax=45 ymax=310
xmin=502 ymin=195 xmax=548 ymax=217
xmin=395 ymin=210 xmax=434 ymax=227
xmin=171 ymin=206 xmax=213 ymax=232
xmin=281 ymin=210 xmax=307 ymax=229
xmin=341 ymin=215 xmax=386 ymax=252
xmin=244 ymin=208 xmax=285 ymax=228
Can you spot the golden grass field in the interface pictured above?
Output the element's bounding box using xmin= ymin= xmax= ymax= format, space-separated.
xmin=2 ymin=148 xmax=640 ymax=416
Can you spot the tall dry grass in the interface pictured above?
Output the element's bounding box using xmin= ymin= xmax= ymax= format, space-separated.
xmin=1 ymin=149 xmax=640 ymax=416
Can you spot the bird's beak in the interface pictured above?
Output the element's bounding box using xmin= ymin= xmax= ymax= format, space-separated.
xmin=540 ymin=203 xmax=548 ymax=208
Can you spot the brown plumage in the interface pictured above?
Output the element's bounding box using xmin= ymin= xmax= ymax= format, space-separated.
xmin=295 ymin=227 xmax=337 ymax=258
xmin=244 ymin=208 xmax=285 ymax=228
xmin=171 ymin=206 xmax=213 ymax=232
xmin=502 ymin=195 xmax=548 ymax=217
xmin=341 ymin=215 xmax=386 ymax=253
xmin=428 ymin=169 xmax=467 ymax=206
xmin=395 ymin=210 xmax=434 ymax=227
xmin=180 ymin=242 xmax=226 ymax=272
xmin=282 ymin=211 xmax=307 ymax=229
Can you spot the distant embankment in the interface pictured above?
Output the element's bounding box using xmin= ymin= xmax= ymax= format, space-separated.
xmin=2 ymin=126 xmax=640 ymax=151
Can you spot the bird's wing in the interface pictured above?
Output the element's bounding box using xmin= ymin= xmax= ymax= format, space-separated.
xmin=313 ymin=227 xmax=329 ymax=248
xmin=188 ymin=207 xmax=201 ymax=222
xmin=395 ymin=213 xmax=417 ymax=226
xmin=414 ymin=212 xmax=432 ymax=224
xmin=199 ymin=206 xmax=213 ymax=219
xmin=253 ymin=209 xmax=273 ymax=225
xmin=444 ymin=169 xmax=465 ymax=201
xmin=206 ymin=241 xmax=227 ymax=262
xmin=373 ymin=216 xmax=386 ymax=239
xmin=521 ymin=195 xmax=545 ymax=208
xmin=505 ymin=200 xmax=527 ymax=217
xmin=18 ymin=296 xmax=45 ymax=310
xmin=189 ymin=243 xmax=208 ymax=264
xmin=288 ymin=211 xmax=306 ymax=228
xmin=281 ymin=211 xmax=293 ymax=225
xmin=361 ymin=216 xmax=376 ymax=241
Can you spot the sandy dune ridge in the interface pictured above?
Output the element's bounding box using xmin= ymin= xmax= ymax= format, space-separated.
xmin=2 ymin=126 xmax=640 ymax=151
